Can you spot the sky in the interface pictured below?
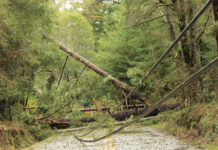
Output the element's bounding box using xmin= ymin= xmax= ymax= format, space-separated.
xmin=56 ymin=0 xmax=83 ymax=11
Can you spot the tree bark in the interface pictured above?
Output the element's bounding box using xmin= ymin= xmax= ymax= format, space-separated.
xmin=212 ymin=0 xmax=218 ymax=100
xmin=188 ymin=0 xmax=201 ymax=70
xmin=58 ymin=55 xmax=69 ymax=86
xmin=56 ymin=116 xmax=161 ymax=133
xmin=213 ymin=0 xmax=218 ymax=55
xmin=80 ymin=108 xmax=109 ymax=112
xmin=111 ymin=103 xmax=181 ymax=121
xmin=177 ymin=0 xmax=192 ymax=67
xmin=187 ymin=0 xmax=202 ymax=103
xmin=175 ymin=0 xmax=204 ymax=103
xmin=43 ymin=34 xmax=151 ymax=105
xmin=161 ymin=7 xmax=176 ymax=41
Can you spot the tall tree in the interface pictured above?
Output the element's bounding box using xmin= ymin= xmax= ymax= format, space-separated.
xmin=213 ymin=0 xmax=218 ymax=55
xmin=0 ymin=0 xmax=54 ymax=120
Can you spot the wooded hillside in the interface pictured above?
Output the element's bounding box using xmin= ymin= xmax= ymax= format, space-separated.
xmin=0 ymin=0 xmax=217 ymax=149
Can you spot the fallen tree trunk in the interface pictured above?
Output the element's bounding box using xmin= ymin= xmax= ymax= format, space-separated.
xmin=50 ymin=117 xmax=70 ymax=129
xmin=80 ymin=108 xmax=109 ymax=112
xmin=56 ymin=116 xmax=161 ymax=133
xmin=111 ymin=103 xmax=181 ymax=121
xmin=43 ymin=33 xmax=152 ymax=105
xmin=123 ymin=104 xmax=146 ymax=109
xmin=81 ymin=117 xmax=96 ymax=123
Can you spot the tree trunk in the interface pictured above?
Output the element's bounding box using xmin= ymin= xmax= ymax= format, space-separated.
xmin=176 ymin=0 xmax=203 ymax=103
xmin=177 ymin=0 xmax=192 ymax=67
xmin=188 ymin=0 xmax=201 ymax=70
xmin=161 ymin=7 xmax=176 ymax=41
xmin=43 ymin=34 xmax=151 ymax=105
xmin=56 ymin=116 xmax=161 ymax=133
xmin=212 ymin=0 xmax=218 ymax=100
xmin=187 ymin=0 xmax=202 ymax=103
xmin=58 ymin=55 xmax=69 ymax=86
xmin=111 ymin=103 xmax=181 ymax=121
xmin=213 ymin=0 xmax=218 ymax=55
xmin=8 ymin=99 xmax=12 ymax=121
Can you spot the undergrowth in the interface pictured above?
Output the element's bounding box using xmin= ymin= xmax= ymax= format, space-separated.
xmin=148 ymin=101 xmax=218 ymax=150
xmin=0 ymin=122 xmax=34 ymax=150
xmin=0 ymin=121 xmax=54 ymax=150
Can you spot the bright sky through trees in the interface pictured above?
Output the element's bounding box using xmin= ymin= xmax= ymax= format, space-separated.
xmin=56 ymin=0 xmax=83 ymax=11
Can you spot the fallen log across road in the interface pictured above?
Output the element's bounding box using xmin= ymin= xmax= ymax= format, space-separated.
xmin=55 ymin=116 xmax=162 ymax=133
xmin=79 ymin=103 xmax=179 ymax=122
xmin=111 ymin=103 xmax=181 ymax=121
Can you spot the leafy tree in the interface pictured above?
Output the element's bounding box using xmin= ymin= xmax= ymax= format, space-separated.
xmin=0 ymin=0 xmax=54 ymax=120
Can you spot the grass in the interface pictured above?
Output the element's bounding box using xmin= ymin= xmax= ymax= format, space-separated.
xmin=146 ymin=102 xmax=218 ymax=150
xmin=0 ymin=121 xmax=56 ymax=150
xmin=0 ymin=122 xmax=34 ymax=150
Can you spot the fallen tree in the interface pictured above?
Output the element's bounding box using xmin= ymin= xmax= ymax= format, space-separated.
xmin=50 ymin=117 xmax=70 ymax=129
xmin=123 ymin=104 xmax=146 ymax=109
xmin=80 ymin=108 xmax=109 ymax=112
xmin=55 ymin=116 xmax=162 ymax=133
xmin=43 ymin=33 xmax=152 ymax=106
xmin=111 ymin=103 xmax=181 ymax=121
xmin=79 ymin=103 xmax=180 ymax=122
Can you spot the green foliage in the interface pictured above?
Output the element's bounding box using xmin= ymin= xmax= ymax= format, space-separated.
xmin=27 ymin=125 xmax=54 ymax=141
xmin=46 ymin=74 xmax=56 ymax=90
xmin=53 ymin=10 xmax=94 ymax=52
xmin=0 ymin=3 xmax=217 ymax=149
xmin=0 ymin=0 xmax=54 ymax=115
xmin=141 ymin=118 xmax=161 ymax=126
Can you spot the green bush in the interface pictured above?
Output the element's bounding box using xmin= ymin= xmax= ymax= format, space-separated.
xmin=27 ymin=125 xmax=54 ymax=141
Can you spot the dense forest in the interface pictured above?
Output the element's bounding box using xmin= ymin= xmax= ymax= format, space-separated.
xmin=0 ymin=0 xmax=217 ymax=149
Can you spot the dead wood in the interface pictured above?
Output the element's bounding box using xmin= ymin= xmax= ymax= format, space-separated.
xmin=80 ymin=117 xmax=96 ymax=123
xmin=80 ymin=108 xmax=109 ymax=112
xmin=111 ymin=103 xmax=181 ymax=121
xmin=55 ymin=116 xmax=161 ymax=133
xmin=43 ymin=33 xmax=152 ymax=105
xmin=50 ymin=117 xmax=70 ymax=129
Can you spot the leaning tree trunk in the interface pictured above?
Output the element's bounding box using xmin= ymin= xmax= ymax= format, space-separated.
xmin=43 ymin=34 xmax=152 ymax=105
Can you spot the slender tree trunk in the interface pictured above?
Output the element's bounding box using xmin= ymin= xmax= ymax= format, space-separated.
xmin=176 ymin=0 xmax=201 ymax=103
xmin=187 ymin=0 xmax=202 ymax=103
xmin=58 ymin=55 xmax=69 ymax=86
xmin=188 ymin=0 xmax=201 ymax=70
xmin=213 ymin=0 xmax=218 ymax=55
xmin=43 ymin=34 xmax=151 ymax=105
xmin=161 ymin=7 xmax=176 ymax=41
xmin=8 ymin=99 xmax=12 ymax=121
xmin=176 ymin=0 xmax=190 ymax=104
xmin=213 ymin=0 xmax=218 ymax=100
xmin=177 ymin=0 xmax=192 ymax=67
